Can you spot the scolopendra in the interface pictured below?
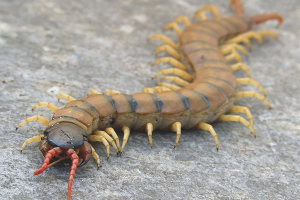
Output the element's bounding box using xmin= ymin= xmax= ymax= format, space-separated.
xmin=16 ymin=0 xmax=283 ymax=199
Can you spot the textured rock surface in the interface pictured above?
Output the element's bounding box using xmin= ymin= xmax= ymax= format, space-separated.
xmin=1 ymin=0 xmax=299 ymax=199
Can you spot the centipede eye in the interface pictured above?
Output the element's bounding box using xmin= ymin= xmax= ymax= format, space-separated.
xmin=44 ymin=122 xmax=87 ymax=149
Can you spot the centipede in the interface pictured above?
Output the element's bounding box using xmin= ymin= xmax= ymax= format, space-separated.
xmin=16 ymin=0 xmax=283 ymax=199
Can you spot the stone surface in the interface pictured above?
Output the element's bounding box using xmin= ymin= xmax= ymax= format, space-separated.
xmin=1 ymin=0 xmax=299 ymax=199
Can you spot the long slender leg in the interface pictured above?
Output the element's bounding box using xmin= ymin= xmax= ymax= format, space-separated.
xmin=220 ymin=43 xmax=248 ymax=57
xmin=237 ymin=78 xmax=266 ymax=96
xmin=20 ymin=135 xmax=44 ymax=152
xmin=236 ymin=91 xmax=271 ymax=108
xmin=197 ymin=123 xmax=219 ymax=150
xmin=156 ymin=82 xmax=181 ymax=91
xmin=229 ymin=105 xmax=254 ymax=127
xmin=148 ymin=34 xmax=178 ymax=49
xmin=120 ymin=126 xmax=130 ymax=154
xmin=225 ymin=49 xmax=242 ymax=63
xmin=231 ymin=62 xmax=251 ymax=78
xmin=105 ymin=127 xmax=120 ymax=153
xmin=103 ymin=90 xmax=120 ymax=95
xmin=230 ymin=0 xmax=244 ymax=15
xmin=94 ymin=130 xmax=118 ymax=154
xmin=172 ymin=16 xmax=191 ymax=26
xmin=194 ymin=5 xmax=221 ymax=20
xmin=16 ymin=115 xmax=49 ymax=130
xmin=143 ymin=86 xmax=172 ymax=94
xmin=87 ymin=89 xmax=101 ymax=96
xmin=57 ymin=93 xmax=76 ymax=102
xmin=152 ymin=57 xmax=187 ymax=71
xmin=90 ymin=145 xmax=101 ymax=168
xmin=224 ymin=31 xmax=263 ymax=50
xmin=155 ymin=45 xmax=181 ymax=60
xmin=171 ymin=122 xmax=181 ymax=148
xmin=163 ymin=22 xmax=182 ymax=37
xmin=153 ymin=68 xmax=193 ymax=81
xmin=146 ymin=123 xmax=153 ymax=147
xmin=32 ymin=102 xmax=59 ymax=112
xmin=88 ymin=135 xmax=110 ymax=159
xmin=160 ymin=76 xmax=190 ymax=87
xmin=218 ymin=115 xmax=256 ymax=137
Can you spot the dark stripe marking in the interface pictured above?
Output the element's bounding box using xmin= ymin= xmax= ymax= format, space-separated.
xmin=201 ymin=77 xmax=236 ymax=89
xmin=175 ymin=91 xmax=190 ymax=110
xmin=76 ymin=100 xmax=99 ymax=118
xmin=127 ymin=95 xmax=138 ymax=112
xmin=209 ymin=20 xmax=229 ymax=31
xmin=200 ymin=24 xmax=219 ymax=35
xmin=198 ymin=59 xmax=227 ymax=64
xmin=201 ymin=66 xmax=231 ymax=72
xmin=203 ymin=82 xmax=228 ymax=100
xmin=187 ymin=48 xmax=219 ymax=55
xmin=151 ymin=94 xmax=164 ymax=112
xmin=186 ymin=89 xmax=210 ymax=108
xmin=183 ymin=39 xmax=216 ymax=46
xmin=185 ymin=29 xmax=216 ymax=37
xmin=222 ymin=18 xmax=238 ymax=32
xmin=194 ymin=56 xmax=226 ymax=65
xmin=104 ymin=95 xmax=116 ymax=111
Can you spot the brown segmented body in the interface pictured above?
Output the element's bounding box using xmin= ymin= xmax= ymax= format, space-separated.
xmin=54 ymin=15 xmax=250 ymax=132
xmin=17 ymin=1 xmax=283 ymax=199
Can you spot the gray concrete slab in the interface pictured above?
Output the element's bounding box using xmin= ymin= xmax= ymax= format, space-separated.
xmin=1 ymin=0 xmax=299 ymax=199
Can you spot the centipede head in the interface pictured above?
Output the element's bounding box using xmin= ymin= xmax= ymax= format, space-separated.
xmin=35 ymin=122 xmax=93 ymax=200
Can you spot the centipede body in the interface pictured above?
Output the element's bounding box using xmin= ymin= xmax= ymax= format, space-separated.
xmin=15 ymin=0 xmax=284 ymax=199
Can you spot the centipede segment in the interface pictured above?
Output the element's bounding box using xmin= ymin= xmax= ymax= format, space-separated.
xmin=17 ymin=1 xmax=283 ymax=199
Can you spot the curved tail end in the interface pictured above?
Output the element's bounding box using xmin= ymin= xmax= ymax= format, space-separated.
xmin=252 ymin=13 xmax=284 ymax=27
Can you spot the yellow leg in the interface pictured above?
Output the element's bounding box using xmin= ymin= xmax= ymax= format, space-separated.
xmin=88 ymin=135 xmax=110 ymax=159
xmin=146 ymin=123 xmax=153 ymax=147
xmin=237 ymin=78 xmax=266 ymax=96
xmin=148 ymin=34 xmax=178 ymax=49
xmin=236 ymin=91 xmax=271 ymax=108
xmin=31 ymin=102 xmax=59 ymax=112
xmin=152 ymin=57 xmax=187 ymax=71
xmin=163 ymin=22 xmax=182 ymax=37
xmin=198 ymin=123 xmax=219 ymax=150
xmin=220 ymin=43 xmax=248 ymax=57
xmin=16 ymin=115 xmax=49 ymax=130
xmin=143 ymin=87 xmax=155 ymax=94
xmin=194 ymin=5 xmax=221 ymax=20
xmin=103 ymin=90 xmax=120 ymax=95
xmin=143 ymin=86 xmax=172 ymax=94
xmin=87 ymin=89 xmax=101 ymax=96
xmin=218 ymin=115 xmax=256 ymax=137
xmin=172 ymin=16 xmax=191 ymax=26
xmin=105 ymin=127 xmax=120 ymax=154
xmin=57 ymin=93 xmax=76 ymax=102
xmin=224 ymin=31 xmax=263 ymax=50
xmin=20 ymin=135 xmax=44 ymax=152
xmin=155 ymin=45 xmax=181 ymax=60
xmin=120 ymin=126 xmax=130 ymax=154
xmin=160 ymin=76 xmax=190 ymax=87
xmin=255 ymin=30 xmax=278 ymax=38
xmin=229 ymin=105 xmax=254 ymax=127
xmin=231 ymin=62 xmax=251 ymax=78
xmin=153 ymin=68 xmax=193 ymax=81
xmin=157 ymin=82 xmax=181 ymax=91
xmin=225 ymin=49 xmax=242 ymax=63
xmin=171 ymin=122 xmax=181 ymax=148
xmin=90 ymin=145 xmax=101 ymax=168
xmin=94 ymin=130 xmax=118 ymax=154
